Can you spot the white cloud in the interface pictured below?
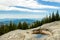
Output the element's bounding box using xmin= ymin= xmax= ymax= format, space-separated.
xmin=9 ymin=7 xmax=47 ymax=12
xmin=0 ymin=0 xmax=60 ymax=13
xmin=0 ymin=0 xmax=60 ymax=9
xmin=0 ymin=0 xmax=59 ymax=19
xmin=0 ymin=5 xmax=46 ymax=12
xmin=0 ymin=14 xmax=45 ymax=19
xmin=42 ymin=0 xmax=60 ymax=3
xmin=0 ymin=5 xmax=10 ymax=10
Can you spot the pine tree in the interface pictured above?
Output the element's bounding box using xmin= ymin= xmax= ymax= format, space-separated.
xmin=9 ymin=21 xmax=14 ymax=31
xmin=48 ymin=14 xmax=52 ymax=22
xmin=29 ymin=24 xmax=35 ymax=28
xmin=17 ymin=22 xmax=22 ymax=29
xmin=44 ymin=17 xmax=49 ymax=23
xmin=55 ymin=10 xmax=59 ymax=21
xmin=0 ymin=24 xmax=8 ymax=35
xmin=51 ymin=12 xmax=55 ymax=22
xmin=0 ymin=25 xmax=5 ymax=35
xmin=33 ymin=21 xmax=41 ymax=27
xmin=5 ymin=24 xmax=10 ymax=32
xmin=12 ymin=23 xmax=17 ymax=30
xmin=22 ymin=22 xmax=28 ymax=30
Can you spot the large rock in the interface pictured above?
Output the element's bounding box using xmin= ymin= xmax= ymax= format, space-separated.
xmin=0 ymin=29 xmax=35 ymax=40
xmin=0 ymin=21 xmax=60 ymax=40
xmin=40 ymin=21 xmax=60 ymax=40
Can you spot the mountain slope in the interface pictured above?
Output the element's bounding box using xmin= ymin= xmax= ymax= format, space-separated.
xmin=0 ymin=21 xmax=60 ymax=40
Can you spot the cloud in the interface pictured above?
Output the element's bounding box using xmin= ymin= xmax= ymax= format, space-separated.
xmin=42 ymin=0 xmax=60 ymax=3
xmin=0 ymin=5 xmax=10 ymax=10
xmin=0 ymin=14 xmax=45 ymax=19
xmin=0 ymin=0 xmax=60 ymax=9
xmin=0 ymin=0 xmax=59 ymax=19
xmin=0 ymin=5 xmax=47 ymax=12
xmin=0 ymin=0 xmax=60 ymax=13
xmin=8 ymin=7 xmax=47 ymax=12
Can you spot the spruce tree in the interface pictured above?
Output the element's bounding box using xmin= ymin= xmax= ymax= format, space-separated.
xmin=5 ymin=24 xmax=10 ymax=32
xmin=17 ymin=22 xmax=22 ymax=29
xmin=22 ymin=22 xmax=28 ymax=30
xmin=48 ymin=14 xmax=52 ymax=22
xmin=55 ymin=10 xmax=59 ymax=21
xmin=33 ymin=21 xmax=41 ymax=27
xmin=12 ymin=23 xmax=17 ymax=30
xmin=0 ymin=25 xmax=5 ymax=35
xmin=9 ymin=21 xmax=14 ymax=31
xmin=52 ymin=12 xmax=55 ymax=22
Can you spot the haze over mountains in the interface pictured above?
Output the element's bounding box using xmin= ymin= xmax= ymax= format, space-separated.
xmin=0 ymin=18 xmax=39 ymax=25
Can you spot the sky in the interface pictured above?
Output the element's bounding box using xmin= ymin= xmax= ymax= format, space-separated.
xmin=0 ymin=0 xmax=60 ymax=19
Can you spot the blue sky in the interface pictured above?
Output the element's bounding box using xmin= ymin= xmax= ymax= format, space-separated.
xmin=0 ymin=0 xmax=60 ymax=19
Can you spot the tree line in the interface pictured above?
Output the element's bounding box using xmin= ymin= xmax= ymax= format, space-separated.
xmin=30 ymin=11 xmax=60 ymax=28
xmin=0 ymin=21 xmax=29 ymax=36
xmin=0 ymin=11 xmax=60 ymax=36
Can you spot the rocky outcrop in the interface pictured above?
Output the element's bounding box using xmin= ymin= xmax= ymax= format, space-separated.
xmin=0 ymin=30 xmax=34 ymax=40
xmin=32 ymin=28 xmax=52 ymax=36
xmin=0 ymin=21 xmax=60 ymax=40
xmin=39 ymin=21 xmax=60 ymax=40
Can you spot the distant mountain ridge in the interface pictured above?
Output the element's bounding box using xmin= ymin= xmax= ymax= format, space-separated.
xmin=0 ymin=18 xmax=37 ymax=25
